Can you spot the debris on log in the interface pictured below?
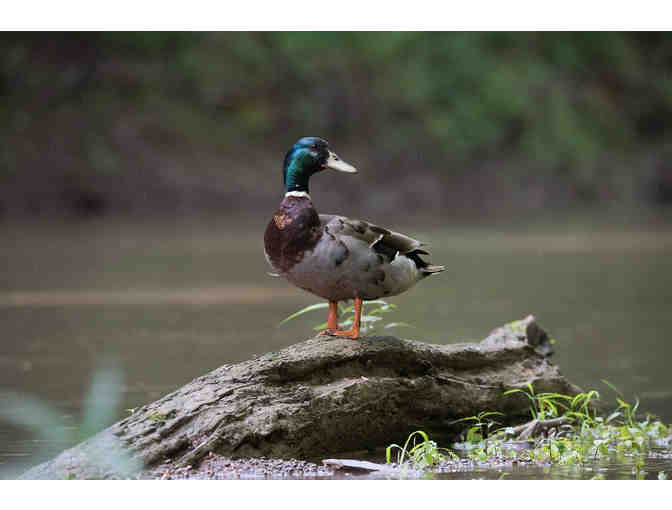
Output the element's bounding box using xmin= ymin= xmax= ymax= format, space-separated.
xmin=507 ymin=417 xmax=573 ymax=440
xmin=322 ymin=459 xmax=390 ymax=472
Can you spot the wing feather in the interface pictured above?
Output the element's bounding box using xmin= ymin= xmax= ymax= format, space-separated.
xmin=319 ymin=214 xmax=429 ymax=255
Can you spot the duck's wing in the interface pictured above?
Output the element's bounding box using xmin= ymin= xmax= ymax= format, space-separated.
xmin=319 ymin=214 xmax=443 ymax=273
xmin=319 ymin=214 xmax=423 ymax=251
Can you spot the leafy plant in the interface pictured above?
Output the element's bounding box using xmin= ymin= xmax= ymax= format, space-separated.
xmin=565 ymin=390 xmax=601 ymax=428
xmin=386 ymin=430 xmax=457 ymax=469
xmin=457 ymin=383 xmax=671 ymax=475
xmin=279 ymin=300 xmax=414 ymax=334
xmin=503 ymin=384 xmax=602 ymax=432
xmin=385 ymin=381 xmax=671 ymax=478
xmin=503 ymin=383 xmax=578 ymax=422
xmin=451 ymin=411 xmax=506 ymax=443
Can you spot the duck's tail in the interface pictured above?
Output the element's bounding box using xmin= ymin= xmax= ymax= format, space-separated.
xmin=405 ymin=248 xmax=446 ymax=277
xmin=421 ymin=264 xmax=446 ymax=275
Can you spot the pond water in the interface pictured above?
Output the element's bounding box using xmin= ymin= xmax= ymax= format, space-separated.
xmin=1 ymin=218 xmax=671 ymax=479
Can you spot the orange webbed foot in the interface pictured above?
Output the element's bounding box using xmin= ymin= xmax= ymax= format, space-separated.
xmin=317 ymin=328 xmax=342 ymax=337
xmin=328 ymin=329 xmax=360 ymax=340
xmin=317 ymin=298 xmax=362 ymax=340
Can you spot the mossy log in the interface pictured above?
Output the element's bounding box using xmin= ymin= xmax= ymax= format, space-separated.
xmin=21 ymin=315 xmax=581 ymax=479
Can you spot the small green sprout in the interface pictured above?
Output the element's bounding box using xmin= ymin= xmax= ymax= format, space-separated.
xmin=386 ymin=430 xmax=457 ymax=469
xmin=147 ymin=412 xmax=168 ymax=422
xmin=451 ymin=411 xmax=506 ymax=443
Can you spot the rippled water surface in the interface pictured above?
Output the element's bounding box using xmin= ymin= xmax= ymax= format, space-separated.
xmin=2 ymin=218 xmax=671 ymax=479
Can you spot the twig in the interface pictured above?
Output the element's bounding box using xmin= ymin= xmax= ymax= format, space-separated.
xmin=507 ymin=417 xmax=571 ymax=440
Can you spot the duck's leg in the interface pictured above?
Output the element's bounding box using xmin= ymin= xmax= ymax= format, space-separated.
xmin=318 ymin=301 xmax=341 ymax=335
xmin=331 ymin=297 xmax=362 ymax=340
xmin=326 ymin=300 xmax=340 ymax=330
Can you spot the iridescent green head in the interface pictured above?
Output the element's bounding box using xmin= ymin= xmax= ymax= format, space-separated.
xmin=283 ymin=137 xmax=357 ymax=194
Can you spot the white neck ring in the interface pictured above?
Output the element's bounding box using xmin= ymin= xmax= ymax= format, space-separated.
xmin=285 ymin=191 xmax=311 ymax=199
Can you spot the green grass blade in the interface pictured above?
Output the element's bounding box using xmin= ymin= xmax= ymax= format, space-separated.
xmin=450 ymin=416 xmax=478 ymax=424
xmin=502 ymin=389 xmax=524 ymax=396
xmin=383 ymin=322 xmax=416 ymax=329
xmin=278 ymin=303 xmax=329 ymax=326
xmin=538 ymin=393 xmax=573 ymax=400
xmin=479 ymin=411 xmax=505 ymax=418
xmin=601 ymin=379 xmax=623 ymax=397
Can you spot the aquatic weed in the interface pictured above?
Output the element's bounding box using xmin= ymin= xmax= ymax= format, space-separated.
xmin=456 ymin=382 xmax=671 ymax=476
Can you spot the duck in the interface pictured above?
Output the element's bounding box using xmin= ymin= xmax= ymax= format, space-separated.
xmin=264 ymin=137 xmax=445 ymax=339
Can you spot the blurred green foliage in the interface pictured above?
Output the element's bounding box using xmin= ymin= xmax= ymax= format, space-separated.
xmin=1 ymin=32 xmax=671 ymax=217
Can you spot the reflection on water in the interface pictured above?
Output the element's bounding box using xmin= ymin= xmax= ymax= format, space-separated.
xmin=1 ymin=219 xmax=672 ymax=479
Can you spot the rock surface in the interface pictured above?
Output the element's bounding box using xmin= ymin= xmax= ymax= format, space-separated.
xmin=21 ymin=315 xmax=581 ymax=479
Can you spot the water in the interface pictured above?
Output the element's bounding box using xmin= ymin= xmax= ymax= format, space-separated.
xmin=1 ymin=218 xmax=671 ymax=479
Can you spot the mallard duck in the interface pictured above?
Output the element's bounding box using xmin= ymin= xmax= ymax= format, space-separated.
xmin=264 ymin=137 xmax=444 ymax=339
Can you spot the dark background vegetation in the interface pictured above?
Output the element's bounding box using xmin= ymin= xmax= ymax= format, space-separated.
xmin=1 ymin=31 xmax=672 ymax=222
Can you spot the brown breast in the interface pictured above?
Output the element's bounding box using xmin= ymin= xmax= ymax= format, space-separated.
xmin=264 ymin=196 xmax=323 ymax=273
